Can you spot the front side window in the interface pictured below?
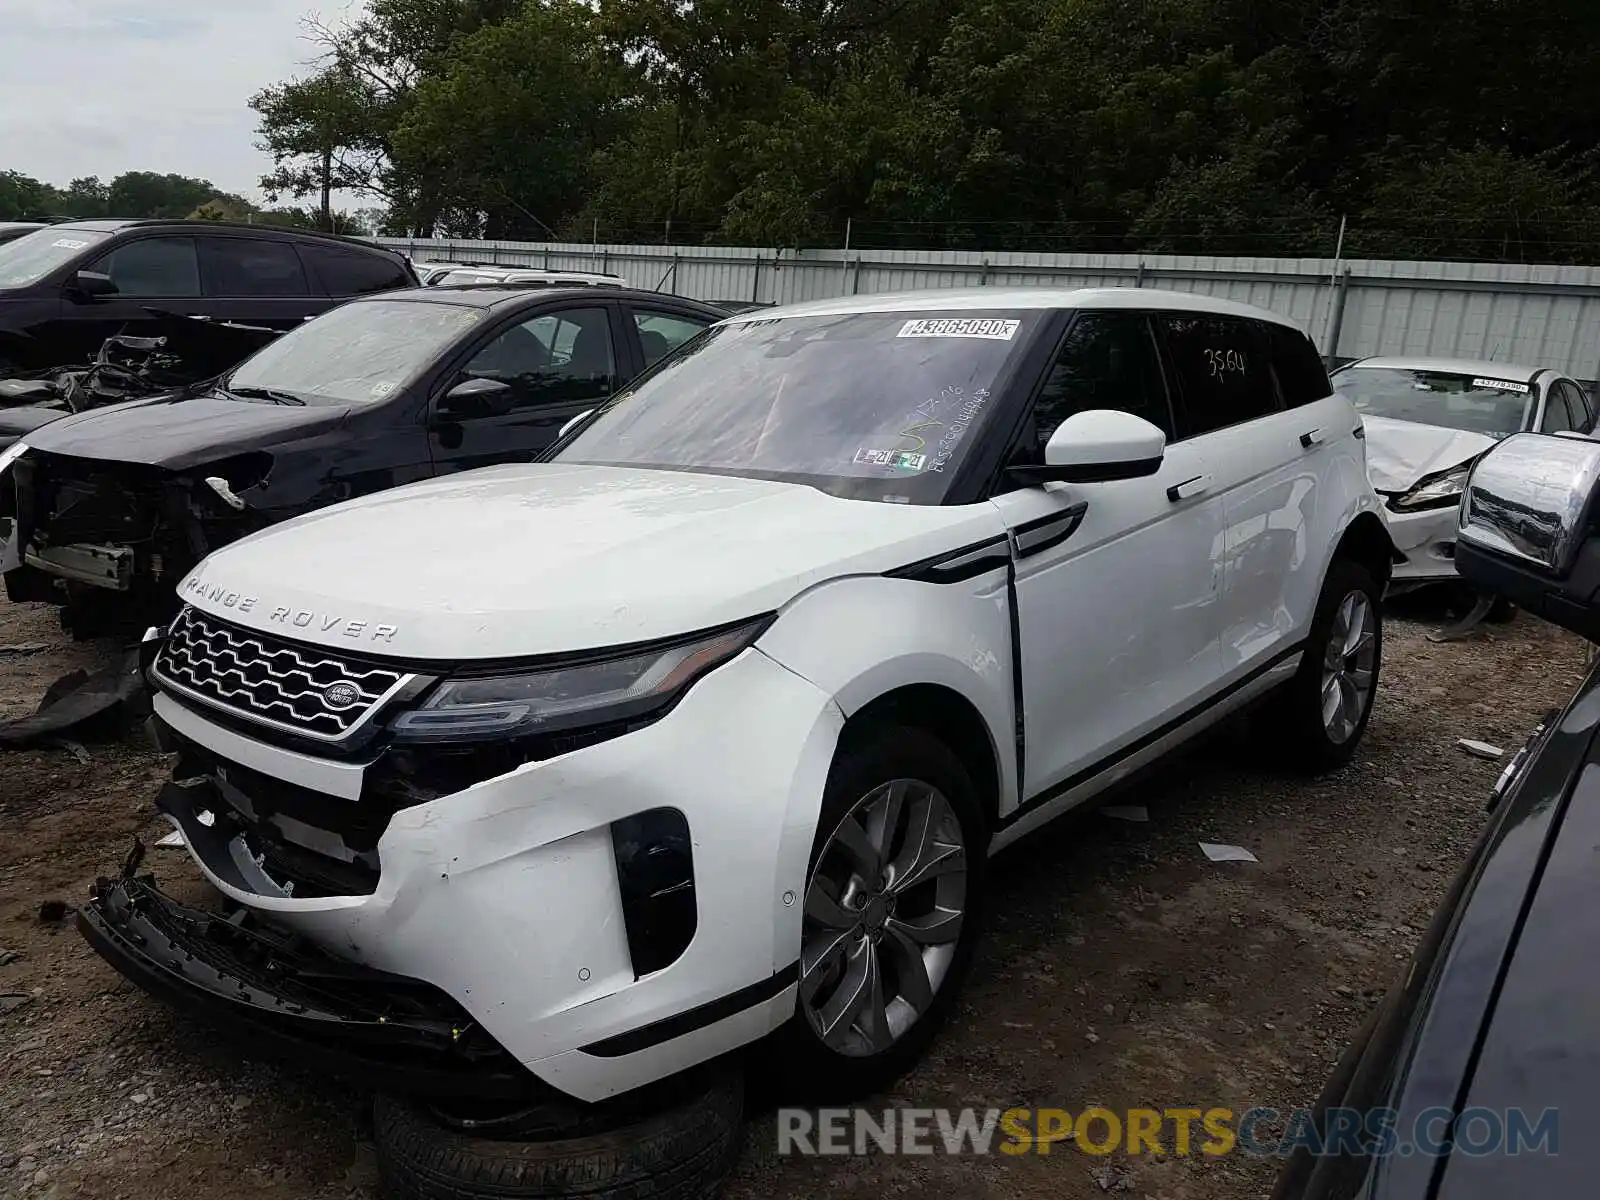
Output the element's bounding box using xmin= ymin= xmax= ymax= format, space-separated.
xmin=461 ymin=306 xmax=616 ymax=410
xmin=1159 ymin=314 xmax=1279 ymax=435
xmin=556 ymin=309 xmax=1042 ymax=503
xmin=91 ymin=236 xmax=200 ymax=297
xmin=0 ymin=226 xmax=110 ymax=289
xmin=633 ymin=309 xmax=711 ymax=368
xmin=226 ymin=299 xmax=483 ymax=406
xmin=1332 ymin=368 xmax=1532 ymax=439
xmin=1557 ymin=381 xmax=1592 ymax=433
xmin=1028 ymin=313 xmax=1171 ymax=455
xmin=199 ymin=237 xmax=308 ymax=297
xmin=1541 ymin=384 xmax=1576 ymax=434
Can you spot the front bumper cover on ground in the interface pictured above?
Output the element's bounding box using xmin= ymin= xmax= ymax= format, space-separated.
xmin=78 ymin=865 xmax=538 ymax=1100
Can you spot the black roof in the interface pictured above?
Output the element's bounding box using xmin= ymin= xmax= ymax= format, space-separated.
xmin=52 ymin=218 xmax=400 ymax=252
xmin=374 ymin=284 xmax=732 ymax=315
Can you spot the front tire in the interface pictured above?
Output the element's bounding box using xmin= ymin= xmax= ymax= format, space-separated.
xmin=773 ymin=724 xmax=986 ymax=1101
xmin=372 ymin=1064 xmax=745 ymax=1200
xmin=1271 ymin=559 xmax=1383 ymax=773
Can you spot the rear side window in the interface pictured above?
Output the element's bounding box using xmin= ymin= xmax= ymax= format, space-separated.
xmin=1267 ymin=323 xmax=1332 ymax=408
xmin=299 ymin=244 xmax=413 ymax=295
xmin=632 ymin=309 xmax=712 ymax=368
xmin=91 ymin=236 xmax=200 ymax=297
xmin=199 ymin=237 xmax=308 ymax=297
xmin=1159 ymin=314 xmax=1280 ymax=435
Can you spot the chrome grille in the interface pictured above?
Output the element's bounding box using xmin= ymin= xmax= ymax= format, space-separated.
xmin=154 ymin=607 xmax=409 ymax=740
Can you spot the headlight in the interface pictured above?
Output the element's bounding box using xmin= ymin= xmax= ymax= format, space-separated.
xmin=1390 ymin=462 xmax=1472 ymax=511
xmin=389 ymin=617 xmax=770 ymax=743
xmin=0 ymin=439 xmax=28 ymax=476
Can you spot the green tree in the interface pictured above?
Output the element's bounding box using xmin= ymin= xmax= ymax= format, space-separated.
xmin=391 ymin=1 xmax=629 ymax=239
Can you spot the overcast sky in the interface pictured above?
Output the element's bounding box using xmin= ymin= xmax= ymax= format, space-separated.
xmin=0 ymin=0 xmax=361 ymax=199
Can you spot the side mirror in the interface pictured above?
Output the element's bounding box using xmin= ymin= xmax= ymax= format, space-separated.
xmin=1009 ymin=409 xmax=1166 ymax=485
xmin=435 ymin=377 xmax=513 ymax=420
xmin=558 ymin=408 xmax=595 ymax=440
xmin=1456 ymin=432 xmax=1600 ymax=640
xmin=69 ymin=270 xmax=117 ymax=298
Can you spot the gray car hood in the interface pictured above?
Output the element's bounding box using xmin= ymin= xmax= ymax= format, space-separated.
xmin=1362 ymin=415 xmax=1499 ymax=493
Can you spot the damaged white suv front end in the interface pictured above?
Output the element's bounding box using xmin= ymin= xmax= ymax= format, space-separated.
xmin=82 ymin=288 xmax=1390 ymax=1112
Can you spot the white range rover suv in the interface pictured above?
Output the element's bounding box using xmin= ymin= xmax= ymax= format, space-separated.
xmin=83 ymin=288 xmax=1393 ymax=1112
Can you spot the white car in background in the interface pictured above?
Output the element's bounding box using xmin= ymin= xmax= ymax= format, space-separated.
xmin=85 ymin=289 xmax=1392 ymax=1141
xmin=1331 ymin=357 xmax=1595 ymax=593
xmin=435 ymin=266 xmax=628 ymax=289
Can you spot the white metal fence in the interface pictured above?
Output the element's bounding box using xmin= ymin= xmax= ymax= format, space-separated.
xmin=379 ymin=238 xmax=1600 ymax=383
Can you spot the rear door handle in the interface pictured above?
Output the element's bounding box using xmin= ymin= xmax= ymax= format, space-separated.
xmin=1166 ymin=474 xmax=1211 ymax=503
xmin=1299 ymin=428 xmax=1325 ymax=448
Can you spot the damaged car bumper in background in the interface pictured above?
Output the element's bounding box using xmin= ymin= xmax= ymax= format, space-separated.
xmin=1 ymin=448 xmax=271 ymax=635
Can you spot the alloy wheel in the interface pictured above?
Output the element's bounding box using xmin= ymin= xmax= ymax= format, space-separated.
xmin=799 ymin=778 xmax=968 ymax=1058
xmin=1321 ymin=589 xmax=1377 ymax=744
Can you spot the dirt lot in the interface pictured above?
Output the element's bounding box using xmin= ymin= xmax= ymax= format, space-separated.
xmin=0 ymin=595 xmax=1586 ymax=1200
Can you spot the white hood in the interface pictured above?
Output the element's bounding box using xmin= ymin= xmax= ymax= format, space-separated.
xmin=178 ymin=463 xmax=1000 ymax=660
xmin=1361 ymin=415 xmax=1498 ymax=493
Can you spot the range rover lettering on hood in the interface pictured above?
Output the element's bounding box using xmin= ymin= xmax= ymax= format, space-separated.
xmin=181 ymin=577 xmax=399 ymax=643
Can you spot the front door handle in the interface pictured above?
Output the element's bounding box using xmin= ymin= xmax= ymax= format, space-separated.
xmin=1299 ymin=428 xmax=1325 ymax=448
xmin=1166 ymin=474 xmax=1211 ymax=503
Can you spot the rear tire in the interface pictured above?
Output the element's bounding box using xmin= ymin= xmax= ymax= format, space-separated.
xmin=1269 ymin=559 xmax=1383 ymax=773
xmin=770 ymin=724 xmax=987 ymax=1102
xmin=372 ymin=1064 xmax=744 ymax=1200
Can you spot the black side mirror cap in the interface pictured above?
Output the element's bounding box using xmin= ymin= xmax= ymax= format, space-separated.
xmin=436 ymin=376 xmax=514 ymax=420
xmin=69 ymin=270 xmax=117 ymax=298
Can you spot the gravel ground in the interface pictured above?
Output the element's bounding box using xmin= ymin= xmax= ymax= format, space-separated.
xmin=0 ymin=594 xmax=1586 ymax=1200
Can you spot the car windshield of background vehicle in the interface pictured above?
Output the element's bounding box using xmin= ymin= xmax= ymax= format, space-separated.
xmin=0 ymin=227 xmax=110 ymax=288
xmin=556 ymin=310 xmax=1041 ymax=502
xmin=1333 ymin=367 xmax=1533 ymax=438
xmin=225 ymin=299 xmax=485 ymax=406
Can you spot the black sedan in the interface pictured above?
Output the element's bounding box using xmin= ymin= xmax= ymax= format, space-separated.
xmin=0 ymin=284 xmax=726 ymax=635
xmin=1277 ymin=427 xmax=1600 ymax=1199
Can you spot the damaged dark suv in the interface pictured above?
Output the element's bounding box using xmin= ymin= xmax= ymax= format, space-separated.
xmin=0 ymin=284 xmax=726 ymax=635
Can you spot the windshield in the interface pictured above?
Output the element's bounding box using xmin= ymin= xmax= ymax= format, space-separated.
xmin=556 ymin=310 xmax=1041 ymax=502
xmin=0 ymin=227 xmax=109 ymax=289
xmin=227 ymin=299 xmax=484 ymax=406
xmin=1333 ymin=367 xmax=1533 ymax=439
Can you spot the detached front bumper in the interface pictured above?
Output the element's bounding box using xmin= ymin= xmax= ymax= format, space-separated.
xmin=79 ymin=871 xmax=537 ymax=1099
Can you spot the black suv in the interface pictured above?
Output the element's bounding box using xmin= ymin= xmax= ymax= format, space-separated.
xmin=0 ymin=220 xmax=417 ymax=375
xmin=1 ymin=284 xmax=727 ymax=634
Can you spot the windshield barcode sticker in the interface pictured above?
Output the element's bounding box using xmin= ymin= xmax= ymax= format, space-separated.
xmin=897 ymin=318 xmax=1020 ymax=341
xmin=1471 ymin=377 xmax=1531 ymax=394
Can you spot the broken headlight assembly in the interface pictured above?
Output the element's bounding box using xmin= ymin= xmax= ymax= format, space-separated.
xmin=1389 ymin=462 xmax=1473 ymax=512
xmin=388 ymin=617 xmax=771 ymax=744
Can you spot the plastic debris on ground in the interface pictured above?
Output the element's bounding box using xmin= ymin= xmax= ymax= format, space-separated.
xmin=155 ymin=829 xmax=186 ymax=848
xmin=1102 ymin=804 xmax=1150 ymax=823
xmin=1200 ymin=842 xmax=1259 ymax=863
xmin=0 ymin=649 xmax=147 ymax=748
xmin=1458 ymin=738 xmax=1505 ymax=760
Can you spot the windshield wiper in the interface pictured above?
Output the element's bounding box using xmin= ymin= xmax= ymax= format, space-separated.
xmin=227 ymin=385 xmax=307 ymax=407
